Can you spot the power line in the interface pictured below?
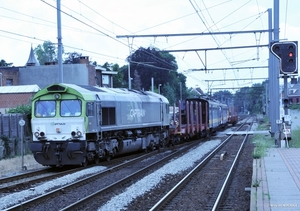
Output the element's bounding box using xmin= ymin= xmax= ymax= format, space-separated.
xmin=160 ymin=44 xmax=268 ymax=53
xmin=41 ymin=0 xmax=128 ymax=48
xmin=116 ymin=29 xmax=271 ymax=38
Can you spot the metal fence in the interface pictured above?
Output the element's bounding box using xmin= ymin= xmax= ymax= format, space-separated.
xmin=0 ymin=113 xmax=32 ymax=159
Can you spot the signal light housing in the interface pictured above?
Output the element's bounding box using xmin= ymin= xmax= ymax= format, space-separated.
xmin=270 ymin=41 xmax=298 ymax=74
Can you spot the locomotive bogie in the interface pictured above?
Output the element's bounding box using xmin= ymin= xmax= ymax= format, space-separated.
xmin=30 ymin=141 xmax=87 ymax=166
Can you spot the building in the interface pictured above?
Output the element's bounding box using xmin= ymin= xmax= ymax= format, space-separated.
xmin=287 ymin=83 xmax=300 ymax=104
xmin=0 ymin=85 xmax=40 ymax=113
xmin=0 ymin=46 xmax=117 ymax=112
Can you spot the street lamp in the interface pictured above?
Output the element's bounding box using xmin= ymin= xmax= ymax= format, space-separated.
xmin=158 ymin=84 xmax=162 ymax=94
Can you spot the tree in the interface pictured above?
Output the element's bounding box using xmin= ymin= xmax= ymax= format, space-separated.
xmin=126 ymin=46 xmax=178 ymax=91
xmin=213 ymin=90 xmax=233 ymax=104
xmin=163 ymin=83 xmax=176 ymax=104
xmin=0 ymin=59 xmax=13 ymax=67
xmin=101 ymin=63 xmax=126 ymax=88
xmin=34 ymin=41 xmax=58 ymax=65
xmin=132 ymin=69 xmax=142 ymax=90
xmin=123 ymin=46 xmax=187 ymax=104
xmin=248 ymin=83 xmax=265 ymax=114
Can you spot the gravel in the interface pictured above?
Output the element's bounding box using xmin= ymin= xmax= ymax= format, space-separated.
xmin=0 ymin=166 xmax=107 ymax=210
xmin=0 ymin=139 xmax=221 ymax=210
xmin=98 ymin=139 xmax=221 ymax=211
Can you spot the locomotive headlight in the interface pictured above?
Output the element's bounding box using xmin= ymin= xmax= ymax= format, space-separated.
xmin=77 ymin=131 xmax=82 ymax=137
xmin=71 ymin=130 xmax=82 ymax=137
xmin=34 ymin=131 xmax=45 ymax=138
xmin=71 ymin=131 xmax=76 ymax=137
xmin=54 ymin=93 xmax=61 ymax=99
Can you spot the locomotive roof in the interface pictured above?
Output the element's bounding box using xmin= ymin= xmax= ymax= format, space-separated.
xmin=33 ymin=83 xmax=169 ymax=104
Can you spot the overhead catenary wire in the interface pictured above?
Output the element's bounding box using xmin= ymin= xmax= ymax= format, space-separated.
xmin=0 ymin=0 xmax=287 ymax=90
xmin=188 ymin=0 xmax=268 ymax=88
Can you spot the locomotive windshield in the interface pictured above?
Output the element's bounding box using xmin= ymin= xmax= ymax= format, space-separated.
xmin=61 ymin=100 xmax=82 ymax=117
xmin=35 ymin=100 xmax=56 ymax=117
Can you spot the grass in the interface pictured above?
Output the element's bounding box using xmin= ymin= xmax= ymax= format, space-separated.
xmin=251 ymin=135 xmax=273 ymax=159
xmin=290 ymin=126 xmax=300 ymax=148
xmin=251 ymin=115 xmax=300 ymax=159
xmin=0 ymin=154 xmax=43 ymax=177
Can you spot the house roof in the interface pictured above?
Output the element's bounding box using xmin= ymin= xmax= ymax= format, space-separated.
xmin=0 ymin=85 xmax=40 ymax=93
xmin=26 ymin=46 xmax=40 ymax=66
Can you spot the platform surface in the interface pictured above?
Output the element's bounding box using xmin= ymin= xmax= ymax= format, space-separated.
xmin=251 ymin=148 xmax=300 ymax=211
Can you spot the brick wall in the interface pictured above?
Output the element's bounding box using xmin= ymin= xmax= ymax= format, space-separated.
xmin=87 ymin=64 xmax=96 ymax=86
xmin=0 ymin=93 xmax=34 ymax=113
xmin=0 ymin=68 xmax=19 ymax=86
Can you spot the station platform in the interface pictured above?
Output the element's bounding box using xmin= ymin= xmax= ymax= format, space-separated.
xmin=250 ymin=147 xmax=300 ymax=210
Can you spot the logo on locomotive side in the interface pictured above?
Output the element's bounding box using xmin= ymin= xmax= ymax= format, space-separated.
xmin=130 ymin=108 xmax=145 ymax=118
xmin=51 ymin=122 xmax=66 ymax=126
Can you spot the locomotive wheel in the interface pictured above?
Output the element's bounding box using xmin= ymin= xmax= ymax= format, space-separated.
xmin=105 ymin=151 xmax=111 ymax=161
xmin=148 ymin=142 xmax=154 ymax=151
xmin=82 ymin=157 xmax=88 ymax=167
xmin=94 ymin=156 xmax=99 ymax=164
xmin=106 ymin=155 xmax=111 ymax=161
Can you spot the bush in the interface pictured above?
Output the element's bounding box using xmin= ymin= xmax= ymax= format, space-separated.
xmin=1 ymin=135 xmax=11 ymax=158
xmin=290 ymin=126 xmax=300 ymax=148
xmin=251 ymin=134 xmax=273 ymax=158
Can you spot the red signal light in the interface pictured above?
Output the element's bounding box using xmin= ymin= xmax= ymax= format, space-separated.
xmin=289 ymin=52 xmax=293 ymax=57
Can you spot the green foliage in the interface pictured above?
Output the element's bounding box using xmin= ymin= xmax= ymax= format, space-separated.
xmin=162 ymin=83 xmax=176 ymax=104
xmin=7 ymin=105 xmax=31 ymax=115
xmin=257 ymin=116 xmax=270 ymax=130
xmin=290 ymin=126 xmax=300 ymax=148
xmin=123 ymin=46 xmax=190 ymax=104
xmin=233 ymin=82 xmax=266 ymax=114
xmin=34 ymin=41 xmax=58 ymax=65
xmin=251 ymin=135 xmax=273 ymax=158
xmin=109 ymin=63 xmax=126 ymax=88
xmin=0 ymin=59 xmax=13 ymax=67
xmin=289 ymin=104 xmax=300 ymax=110
xmin=7 ymin=105 xmax=32 ymax=125
xmin=213 ymin=90 xmax=233 ymax=104
xmin=63 ymin=52 xmax=82 ymax=64
xmin=1 ymin=135 xmax=11 ymax=158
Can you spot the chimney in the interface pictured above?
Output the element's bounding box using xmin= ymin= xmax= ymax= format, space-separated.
xmin=45 ymin=61 xmax=58 ymax=65
xmin=79 ymin=56 xmax=89 ymax=64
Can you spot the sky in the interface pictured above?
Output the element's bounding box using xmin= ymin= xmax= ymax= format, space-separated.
xmin=0 ymin=0 xmax=299 ymax=93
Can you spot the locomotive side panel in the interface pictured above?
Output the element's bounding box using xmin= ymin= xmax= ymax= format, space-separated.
xmin=98 ymin=91 xmax=166 ymax=131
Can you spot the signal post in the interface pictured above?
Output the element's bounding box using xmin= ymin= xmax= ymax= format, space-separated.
xmin=270 ymin=41 xmax=298 ymax=147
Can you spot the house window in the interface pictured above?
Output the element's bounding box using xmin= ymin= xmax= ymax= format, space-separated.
xmin=102 ymin=75 xmax=109 ymax=85
xmin=6 ymin=79 xmax=13 ymax=86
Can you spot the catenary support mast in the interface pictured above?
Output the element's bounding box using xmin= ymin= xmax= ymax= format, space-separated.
xmin=57 ymin=0 xmax=63 ymax=83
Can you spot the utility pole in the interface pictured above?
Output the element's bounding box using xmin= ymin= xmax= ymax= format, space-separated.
xmin=57 ymin=0 xmax=63 ymax=83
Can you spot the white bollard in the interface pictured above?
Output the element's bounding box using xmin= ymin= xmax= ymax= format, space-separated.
xmin=281 ymin=140 xmax=285 ymax=148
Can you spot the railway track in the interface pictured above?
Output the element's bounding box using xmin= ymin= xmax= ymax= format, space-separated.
xmin=0 ymin=151 xmax=136 ymax=195
xmin=144 ymin=118 xmax=253 ymax=210
xmin=1 ymin=141 xmax=201 ymax=211
xmin=1 ymin=118 xmax=250 ymax=210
